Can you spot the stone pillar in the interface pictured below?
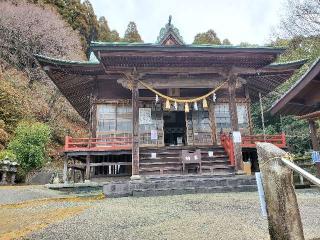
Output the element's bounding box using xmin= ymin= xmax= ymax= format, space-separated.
xmin=11 ymin=173 xmax=16 ymax=184
xmin=228 ymin=74 xmax=244 ymax=172
xmin=1 ymin=171 xmax=7 ymax=184
xmin=309 ymin=119 xmax=320 ymax=176
xmin=85 ymin=155 xmax=91 ymax=181
xmin=257 ymin=142 xmax=304 ymax=240
xmin=131 ymin=75 xmax=140 ymax=180
xmin=63 ymin=158 xmax=68 ymax=184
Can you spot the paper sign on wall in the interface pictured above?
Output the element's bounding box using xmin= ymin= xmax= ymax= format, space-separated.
xmin=139 ymin=108 xmax=152 ymax=124
xmin=232 ymin=131 xmax=242 ymax=143
xmin=151 ymin=130 xmax=158 ymax=140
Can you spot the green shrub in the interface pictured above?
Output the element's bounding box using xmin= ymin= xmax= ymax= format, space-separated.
xmin=0 ymin=149 xmax=16 ymax=160
xmin=8 ymin=121 xmax=51 ymax=171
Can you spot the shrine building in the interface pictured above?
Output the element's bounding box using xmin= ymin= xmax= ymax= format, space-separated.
xmin=35 ymin=18 xmax=305 ymax=181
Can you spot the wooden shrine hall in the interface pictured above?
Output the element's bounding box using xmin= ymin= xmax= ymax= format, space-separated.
xmin=36 ymin=18 xmax=305 ymax=181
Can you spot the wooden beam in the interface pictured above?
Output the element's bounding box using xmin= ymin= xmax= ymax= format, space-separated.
xmin=297 ymin=110 xmax=320 ymax=120
xmin=90 ymin=162 xmax=132 ymax=167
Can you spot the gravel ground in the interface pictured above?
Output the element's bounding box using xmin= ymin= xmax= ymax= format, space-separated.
xmin=28 ymin=188 xmax=320 ymax=240
xmin=1 ymin=187 xmax=320 ymax=240
xmin=0 ymin=185 xmax=67 ymax=204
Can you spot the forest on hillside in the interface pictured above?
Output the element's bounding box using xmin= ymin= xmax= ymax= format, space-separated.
xmin=0 ymin=0 xmax=319 ymax=180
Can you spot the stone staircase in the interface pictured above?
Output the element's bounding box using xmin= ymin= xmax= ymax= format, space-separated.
xmin=139 ymin=145 xmax=234 ymax=176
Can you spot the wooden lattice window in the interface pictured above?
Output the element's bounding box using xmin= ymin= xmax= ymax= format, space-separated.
xmin=96 ymin=103 xmax=132 ymax=138
xmin=215 ymin=103 xmax=231 ymax=130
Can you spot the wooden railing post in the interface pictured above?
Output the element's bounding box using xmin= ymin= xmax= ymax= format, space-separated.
xmin=65 ymin=136 xmax=70 ymax=151
xmin=256 ymin=142 xmax=304 ymax=240
xmin=281 ymin=133 xmax=286 ymax=148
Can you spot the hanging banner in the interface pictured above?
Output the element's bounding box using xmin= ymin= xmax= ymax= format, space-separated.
xmin=312 ymin=151 xmax=320 ymax=163
xmin=139 ymin=108 xmax=152 ymax=124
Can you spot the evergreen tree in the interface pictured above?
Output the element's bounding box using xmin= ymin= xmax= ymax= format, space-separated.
xmin=123 ymin=21 xmax=143 ymax=43
xmin=97 ymin=16 xmax=120 ymax=42
xmin=82 ymin=0 xmax=99 ymax=45
xmin=110 ymin=30 xmax=121 ymax=42
xmin=239 ymin=42 xmax=259 ymax=47
xmin=193 ymin=29 xmax=221 ymax=45
xmin=97 ymin=16 xmax=111 ymax=41
xmin=222 ymin=38 xmax=231 ymax=45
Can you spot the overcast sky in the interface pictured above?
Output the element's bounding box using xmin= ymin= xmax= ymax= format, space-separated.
xmin=89 ymin=0 xmax=285 ymax=45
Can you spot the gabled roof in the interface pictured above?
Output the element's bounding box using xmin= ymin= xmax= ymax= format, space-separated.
xmin=156 ymin=16 xmax=184 ymax=45
xmin=270 ymin=58 xmax=320 ymax=116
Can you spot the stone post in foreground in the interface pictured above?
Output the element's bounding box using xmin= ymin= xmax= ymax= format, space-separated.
xmin=256 ymin=142 xmax=304 ymax=240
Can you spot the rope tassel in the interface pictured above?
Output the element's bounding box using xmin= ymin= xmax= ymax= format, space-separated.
xmin=185 ymin=103 xmax=189 ymax=113
xmin=174 ymin=101 xmax=178 ymax=110
xmin=165 ymin=99 xmax=170 ymax=110
xmin=203 ymin=98 xmax=208 ymax=109
xmin=194 ymin=102 xmax=198 ymax=110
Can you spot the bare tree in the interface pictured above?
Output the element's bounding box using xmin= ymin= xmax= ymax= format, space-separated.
xmin=0 ymin=1 xmax=85 ymax=83
xmin=280 ymin=0 xmax=320 ymax=37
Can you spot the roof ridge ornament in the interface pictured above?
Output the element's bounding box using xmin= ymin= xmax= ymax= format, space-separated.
xmin=156 ymin=15 xmax=185 ymax=46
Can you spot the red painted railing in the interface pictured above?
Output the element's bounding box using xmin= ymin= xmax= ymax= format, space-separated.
xmin=64 ymin=136 xmax=132 ymax=152
xmin=220 ymin=133 xmax=286 ymax=166
xmin=220 ymin=133 xmax=235 ymax=166
xmin=241 ymin=133 xmax=286 ymax=148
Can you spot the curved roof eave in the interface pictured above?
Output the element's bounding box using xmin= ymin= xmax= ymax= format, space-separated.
xmin=90 ymin=41 xmax=286 ymax=54
xmin=269 ymin=57 xmax=320 ymax=116
xmin=34 ymin=54 xmax=100 ymax=66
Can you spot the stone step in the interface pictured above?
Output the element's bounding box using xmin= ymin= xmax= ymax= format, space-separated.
xmin=132 ymin=185 xmax=257 ymax=197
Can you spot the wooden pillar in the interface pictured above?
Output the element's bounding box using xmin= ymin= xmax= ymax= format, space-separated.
xmin=208 ymin=100 xmax=217 ymax=144
xmin=228 ymin=74 xmax=244 ymax=172
xmin=63 ymin=158 xmax=68 ymax=184
xmin=257 ymin=143 xmax=304 ymax=240
xmin=309 ymin=119 xmax=320 ymax=150
xmin=131 ymin=75 xmax=140 ymax=179
xmin=85 ymin=155 xmax=91 ymax=181
xmin=244 ymin=86 xmax=253 ymax=135
xmin=308 ymin=119 xmax=320 ymax=176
